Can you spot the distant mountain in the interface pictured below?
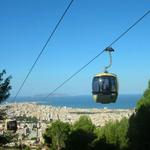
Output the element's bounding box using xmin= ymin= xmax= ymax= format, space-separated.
xmin=34 ymin=93 xmax=70 ymax=98
xmin=8 ymin=93 xmax=70 ymax=101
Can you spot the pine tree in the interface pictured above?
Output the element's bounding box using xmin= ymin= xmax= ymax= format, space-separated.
xmin=0 ymin=69 xmax=12 ymax=103
xmin=128 ymin=80 xmax=150 ymax=150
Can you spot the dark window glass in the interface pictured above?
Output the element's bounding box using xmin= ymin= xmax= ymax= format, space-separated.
xmin=92 ymin=77 xmax=99 ymax=93
xmin=7 ymin=121 xmax=17 ymax=130
xmin=110 ymin=77 xmax=117 ymax=92
xmin=93 ymin=76 xmax=117 ymax=94
xmin=99 ymin=77 xmax=110 ymax=93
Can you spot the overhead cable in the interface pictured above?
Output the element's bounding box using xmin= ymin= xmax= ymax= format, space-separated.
xmin=44 ymin=10 xmax=150 ymax=99
xmin=13 ymin=0 xmax=75 ymax=101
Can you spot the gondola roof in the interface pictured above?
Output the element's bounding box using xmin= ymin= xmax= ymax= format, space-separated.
xmin=94 ymin=72 xmax=117 ymax=77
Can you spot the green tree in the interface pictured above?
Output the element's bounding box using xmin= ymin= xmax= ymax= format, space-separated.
xmin=0 ymin=108 xmax=7 ymax=120
xmin=0 ymin=70 xmax=12 ymax=146
xmin=68 ymin=116 xmax=96 ymax=150
xmin=43 ymin=125 xmax=52 ymax=147
xmin=73 ymin=116 xmax=95 ymax=132
xmin=0 ymin=131 xmax=18 ymax=146
xmin=94 ymin=118 xmax=129 ymax=150
xmin=91 ymin=136 xmax=117 ymax=150
xmin=43 ymin=120 xmax=70 ymax=150
xmin=0 ymin=69 xmax=12 ymax=103
xmin=136 ymin=80 xmax=150 ymax=109
xmin=128 ymin=80 xmax=150 ymax=150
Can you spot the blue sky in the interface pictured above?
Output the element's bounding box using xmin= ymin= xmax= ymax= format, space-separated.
xmin=0 ymin=0 xmax=150 ymax=96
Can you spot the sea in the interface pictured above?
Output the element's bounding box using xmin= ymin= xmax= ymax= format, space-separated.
xmin=6 ymin=94 xmax=142 ymax=109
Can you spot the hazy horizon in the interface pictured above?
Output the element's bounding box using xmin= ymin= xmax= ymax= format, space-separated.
xmin=0 ymin=0 xmax=149 ymax=97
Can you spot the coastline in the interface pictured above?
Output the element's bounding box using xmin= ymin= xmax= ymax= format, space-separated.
xmin=6 ymin=94 xmax=141 ymax=109
xmin=2 ymin=103 xmax=135 ymax=127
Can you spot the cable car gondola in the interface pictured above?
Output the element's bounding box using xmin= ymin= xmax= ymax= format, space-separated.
xmin=92 ymin=47 xmax=118 ymax=103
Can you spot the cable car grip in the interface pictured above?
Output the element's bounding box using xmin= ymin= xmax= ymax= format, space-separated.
xmin=104 ymin=47 xmax=114 ymax=73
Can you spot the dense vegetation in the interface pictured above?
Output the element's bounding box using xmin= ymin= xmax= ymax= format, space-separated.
xmin=43 ymin=80 xmax=150 ymax=150
xmin=0 ymin=131 xmax=18 ymax=146
xmin=0 ymin=70 xmax=13 ymax=146
xmin=128 ymin=80 xmax=150 ymax=150
xmin=43 ymin=116 xmax=129 ymax=150
xmin=43 ymin=120 xmax=71 ymax=150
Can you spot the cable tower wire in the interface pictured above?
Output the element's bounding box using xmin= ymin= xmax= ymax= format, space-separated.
xmin=44 ymin=10 xmax=150 ymax=100
xmin=13 ymin=0 xmax=75 ymax=101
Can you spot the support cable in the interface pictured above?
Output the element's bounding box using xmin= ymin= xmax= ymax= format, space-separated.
xmin=44 ymin=10 xmax=150 ymax=100
xmin=13 ymin=0 xmax=75 ymax=101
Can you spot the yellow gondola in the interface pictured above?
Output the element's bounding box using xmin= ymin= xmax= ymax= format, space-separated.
xmin=92 ymin=72 xmax=118 ymax=103
xmin=92 ymin=47 xmax=118 ymax=103
xmin=5 ymin=119 xmax=17 ymax=132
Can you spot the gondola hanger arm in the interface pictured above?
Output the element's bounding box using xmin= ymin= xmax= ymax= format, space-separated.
xmin=104 ymin=47 xmax=114 ymax=73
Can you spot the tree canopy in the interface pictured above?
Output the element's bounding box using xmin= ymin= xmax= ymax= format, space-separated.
xmin=43 ymin=120 xmax=70 ymax=150
xmin=68 ymin=116 xmax=96 ymax=150
xmin=128 ymin=80 xmax=150 ymax=150
xmin=136 ymin=80 xmax=150 ymax=110
xmin=43 ymin=80 xmax=150 ymax=150
xmin=0 ymin=69 xmax=12 ymax=103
